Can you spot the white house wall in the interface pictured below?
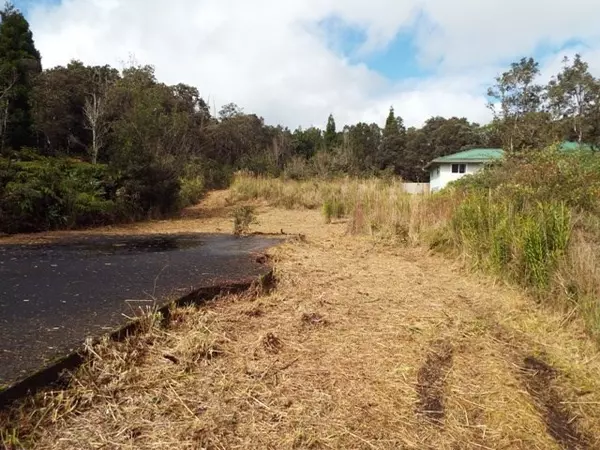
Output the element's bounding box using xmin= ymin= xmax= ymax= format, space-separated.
xmin=429 ymin=163 xmax=483 ymax=192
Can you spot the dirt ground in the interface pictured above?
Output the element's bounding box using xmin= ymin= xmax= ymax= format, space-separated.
xmin=3 ymin=191 xmax=600 ymax=449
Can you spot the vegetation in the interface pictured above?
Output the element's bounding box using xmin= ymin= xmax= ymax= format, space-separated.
xmin=231 ymin=205 xmax=257 ymax=235
xmin=3 ymin=2 xmax=600 ymax=234
xmin=444 ymin=148 xmax=600 ymax=338
xmin=4 ymin=194 xmax=600 ymax=450
xmin=232 ymin=145 xmax=600 ymax=342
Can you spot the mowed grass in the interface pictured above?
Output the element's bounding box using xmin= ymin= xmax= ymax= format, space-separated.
xmin=2 ymin=201 xmax=600 ymax=449
xmin=232 ymin=169 xmax=600 ymax=342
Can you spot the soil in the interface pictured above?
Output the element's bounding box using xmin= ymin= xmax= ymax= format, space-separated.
xmin=521 ymin=356 xmax=593 ymax=450
xmin=416 ymin=341 xmax=454 ymax=424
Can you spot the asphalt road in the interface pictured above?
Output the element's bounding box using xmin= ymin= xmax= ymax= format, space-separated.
xmin=0 ymin=233 xmax=278 ymax=385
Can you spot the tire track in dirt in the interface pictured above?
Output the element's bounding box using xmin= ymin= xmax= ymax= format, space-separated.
xmin=416 ymin=340 xmax=454 ymax=425
xmin=489 ymin=325 xmax=594 ymax=450
xmin=520 ymin=355 xmax=593 ymax=450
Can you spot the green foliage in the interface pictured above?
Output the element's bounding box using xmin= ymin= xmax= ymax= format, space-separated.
xmin=292 ymin=127 xmax=323 ymax=159
xmin=427 ymin=147 xmax=600 ymax=339
xmin=451 ymin=192 xmax=571 ymax=291
xmin=0 ymin=3 xmax=41 ymax=151
xmin=178 ymin=176 xmax=205 ymax=208
xmin=453 ymin=147 xmax=600 ymax=213
xmin=115 ymin=163 xmax=181 ymax=220
xmin=322 ymin=197 xmax=345 ymax=224
xmin=232 ymin=205 xmax=257 ymax=235
xmin=0 ymin=154 xmax=115 ymax=233
xmin=324 ymin=113 xmax=339 ymax=150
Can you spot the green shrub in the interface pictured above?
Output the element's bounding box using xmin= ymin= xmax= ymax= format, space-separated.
xmin=232 ymin=205 xmax=257 ymax=235
xmin=179 ymin=176 xmax=205 ymax=208
xmin=322 ymin=197 xmax=345 ymax=224
xmin=115 ymin=164 xmax=181 ymax=220
xmin=0 ymin=156 xmax=117 ymax=233
xmin=322 ymin=200 xmax=333 ymax=224
xmin=73 ymin=193 xmax=116 ymax=227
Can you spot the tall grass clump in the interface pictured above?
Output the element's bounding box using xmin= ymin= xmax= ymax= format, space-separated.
xmin=450 ymin=193 xmax=571 ymax=289
xmin=231 ymin=205 xmax=257 ymax=235
xmin=231 ymin=173 xmax=430 ymax=241
xmin=440 ymin=146 xmax=600 ymax=340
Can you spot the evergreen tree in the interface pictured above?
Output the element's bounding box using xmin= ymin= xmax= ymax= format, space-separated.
xmin=376 ymin=106 xmax=405 ymax=171
xmin=0 ymin=2 xmax=42 ymax=151
xmin=383 ymin=106 xmax=400 ymax=137
xmin=324 ymin=113 xmax=338 ymax=150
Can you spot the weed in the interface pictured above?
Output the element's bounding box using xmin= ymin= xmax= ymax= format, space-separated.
xmin=232 ymin=205 xmax=257 ymax=235
xmin=321 ymin=198 xmax=344 ymax=223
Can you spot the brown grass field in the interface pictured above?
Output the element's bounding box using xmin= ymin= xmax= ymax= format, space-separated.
xmin=1 ymin=190 xmax=600 ymax=449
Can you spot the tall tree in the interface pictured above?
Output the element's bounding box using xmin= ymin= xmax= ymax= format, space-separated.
xmin=344 ymin=122 xmax=381 ymax=173
xmin=292 ymin=126 xmax=323 ymax=159
xmin=218 ymin=102 xmax=243 ymax=120
xmin=376 ymin=106 xmax=406 ymax=171
xmin=547 ymin=54 xmax=598 ymax=144
xmin=324 ymin=113 xmax=338 ymax=150
xmin=0 ymin=3 xmax=42 ymax=151
xmin=487 ymin=57 xmax=545 ymax=151
xmin=83 ymin=65 xmax=119 ymax=163
xmin=31 ymin=61 xmax=119 ymax=157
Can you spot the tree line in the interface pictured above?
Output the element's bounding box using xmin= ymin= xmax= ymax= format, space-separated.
xmin=1 ymin=3 xmax=599 ymax=232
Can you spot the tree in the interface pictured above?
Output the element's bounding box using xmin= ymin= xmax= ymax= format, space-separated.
xmin=84 ymin=65 xmax=119 ymax=163
xmin=218 ymin=102 xmax=243 ymax=120
xmin=105 ymin=64 xmax=203 ymax=216
xmin=83 ymin=89 xmax=106 ymax=164
xmin=291 ymin=126 xmax=323 ymax=159
xmin=376 ymin=106 xmax=406 ymax=171
xmin=172 ymin=83 xmax=211 ymax=126
xmin=488 ymin=57 xmax=545 ymax=151
xmin=0 ymin=3 xmax=42 ymax=151
xmin=401 ymin=117 xmax=484 ymax=181
xmin=547 ymin=54 xmax=598 ymax=144
xmin=324 ymin=113 xmax=338 ymax=150
xmin=344 ymin=122 xmax=381 ymax=173
xmin=31 ymin=61 xmax=119 ymax=157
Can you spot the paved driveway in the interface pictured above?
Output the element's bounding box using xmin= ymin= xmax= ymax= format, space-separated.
xmin=0 ymin=233 xmax=277 ymax=385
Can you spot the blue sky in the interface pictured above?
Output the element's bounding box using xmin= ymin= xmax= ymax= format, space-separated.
xmin=13 ymin=0 xmax=600 ymax=128
xmin=317 ymin=15 xmax=431 ymax=81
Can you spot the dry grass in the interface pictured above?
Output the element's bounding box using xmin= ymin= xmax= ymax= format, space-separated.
xmin=2 ymin=193 xmax=600 ymax=449
xmin=231 ymin=174 xmax=452 ymax=243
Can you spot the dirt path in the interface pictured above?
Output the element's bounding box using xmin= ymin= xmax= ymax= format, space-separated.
xmin=4 ymin=192 xmax=600 ymax=449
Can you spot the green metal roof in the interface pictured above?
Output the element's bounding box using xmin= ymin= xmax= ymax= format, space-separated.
xmin=559 ymin=141 xmax=597 ymax=151
xmin=427 ymin=141 xmax=597 ymax=169
xmin=430 ymin=148 xmax=504 ymax=164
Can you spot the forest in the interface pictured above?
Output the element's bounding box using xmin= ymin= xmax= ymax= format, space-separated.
xmin=1 ymin=3 xmax=600 ymax=233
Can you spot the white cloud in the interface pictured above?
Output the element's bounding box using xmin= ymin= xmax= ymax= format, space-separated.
xmin=25 ymin=0 xmax=600 ymax=129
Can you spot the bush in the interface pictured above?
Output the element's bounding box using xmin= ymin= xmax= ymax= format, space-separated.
xmin=439 ymin=147 xmax=600 ymax=339
xmin=178 ymin=176 xmax=205 ymax=208
xmin=283 ymin=156 xmax=314 ymax=180
xmin=232 ymin=205 xmax=257 ymax=235
xmin=322 ymin=197 xmax=345 ymax=224
xmin=0 ymin=156 xmax=117 ymax=233
xmin=115 ymin=164 xmax=181 ymax=220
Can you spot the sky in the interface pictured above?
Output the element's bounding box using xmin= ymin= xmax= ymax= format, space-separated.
xmin=11 ymin=0 xmax=600 ymax=129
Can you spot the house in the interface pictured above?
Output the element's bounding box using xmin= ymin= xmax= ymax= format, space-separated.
xmin=427 ymin=148 xmax=504 ymax=192
xmin=426 ymin=141 xmax=597 ymax=192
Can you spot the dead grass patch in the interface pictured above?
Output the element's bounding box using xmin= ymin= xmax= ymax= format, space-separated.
xmin=300 ymin=312 xmax=328 ymax=327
